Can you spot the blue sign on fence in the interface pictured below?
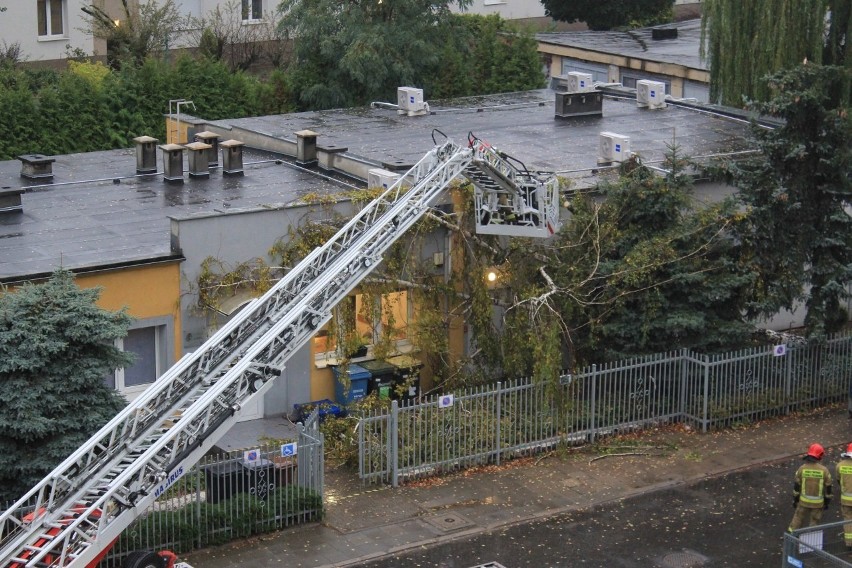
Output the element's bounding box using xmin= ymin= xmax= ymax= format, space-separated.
xmin=281 ymin=442 xmax=298 ymax=457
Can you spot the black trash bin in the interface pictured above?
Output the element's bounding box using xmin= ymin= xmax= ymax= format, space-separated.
xmin=359 ymin=359 xmax=398 ymax=400
xmin=203 ymin=458 xmax=277 ymax=504
xmin=388 ymin=355 xmax=423 ymax=401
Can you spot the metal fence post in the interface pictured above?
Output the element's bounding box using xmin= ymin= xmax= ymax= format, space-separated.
xmin=390 ymin=400 xmax=399 ymax=488
xmin=495 ymin=381 xmax=502 ymax=466
xmin=679 ymin=348 xmax=688 ymax=420
xmin=589 ymin=364 xmax=597 ymax=443
xmin=784 ymin=343 xmax=793 ymax=415
xmin=701 ymin=354 xmax=710 ymax=433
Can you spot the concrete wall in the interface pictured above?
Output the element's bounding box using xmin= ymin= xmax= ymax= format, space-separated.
xmin=171 ymin=199 xmax=363 ymax=415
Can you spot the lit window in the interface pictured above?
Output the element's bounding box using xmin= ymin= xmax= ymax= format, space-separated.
xmin=242 ymin=0 xmax=262 ymax=21
xmin=313 ymin=291 xmax=410 ymax=358
xmin=37 ymin=0 xmax=65 ymax=37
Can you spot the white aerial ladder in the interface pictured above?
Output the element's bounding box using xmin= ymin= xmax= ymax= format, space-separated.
xmin=0 ymin=132 xmax=561 ymax=568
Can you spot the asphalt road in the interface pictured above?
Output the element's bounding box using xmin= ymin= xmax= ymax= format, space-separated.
xmin=359 ymin=456 xmax=846 ymax=568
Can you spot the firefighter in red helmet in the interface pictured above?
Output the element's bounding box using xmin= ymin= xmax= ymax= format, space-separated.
xmin=789 ymin=443 xmax=832 ymax=533
xmin=836 ymin=443 xmax=852 ymax=549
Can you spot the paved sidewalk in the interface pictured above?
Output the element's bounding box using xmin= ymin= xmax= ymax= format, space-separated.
xmin=184 ymin=405 xmax=852 ymax=568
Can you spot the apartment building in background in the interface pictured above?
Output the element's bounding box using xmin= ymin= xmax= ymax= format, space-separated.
xmin=5 ymin=1 xmax=702 ymax=66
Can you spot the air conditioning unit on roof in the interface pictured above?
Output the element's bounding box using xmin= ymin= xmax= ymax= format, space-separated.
xmin=567 ymin=72 xmax=594 ymax=93
xmin=599 ymin=132 xmax=631 ymax=163
xmin=636 ymin=79 xmax=667 ymax=109
xmin=368 ymin=168 xmax=401 ymax=190
xmin=397 ymin=87 xmax=429 ymax=116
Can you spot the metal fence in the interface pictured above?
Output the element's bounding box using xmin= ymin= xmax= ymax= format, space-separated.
xmin=359 ymin=333 xmax=852 ymax=486
xmin=782 ymin=521 xmax=852 ymax=567
xmin=99 ymin=410 xmax=324 ymax=567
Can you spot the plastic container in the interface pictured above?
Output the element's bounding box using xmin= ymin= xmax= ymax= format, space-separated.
xmin=387 ymin=354 xmax=423 ymax=400
xmin=331 ymin=363 xmax=371 ymax=404
xmin=359 ymin=359 xmax=399 ymax=399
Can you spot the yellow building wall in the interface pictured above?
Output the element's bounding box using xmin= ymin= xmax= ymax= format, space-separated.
xmin=76 ymin=262 xmax=183 ymax=364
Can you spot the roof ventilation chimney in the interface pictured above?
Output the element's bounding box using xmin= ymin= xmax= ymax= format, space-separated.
xmin=134 ymin=136 xmax=159 ymax=175
xmin=555 ymin=91 xmax=603 ymax=118
xmin=194 ymin=131 xmax=221 ymax=167
xmin=185 ymin=141 xmax=212 ymax=178
xmin=397 ymin=87 xmax=429 ymax=116
xmin=160 ymin=143 xmax=185 ymax=183
xmin=0 ymin=187 xmax=23 ymax=215
xmin=652 ymin=27 xmax=678 ymax=40
xmin=18 ymin=154 xmax=55 ymax=181
xmin=221 ymin=139 xmax=245 ymax=176
xmin=295 ymin=129 xmax=318 ymax=166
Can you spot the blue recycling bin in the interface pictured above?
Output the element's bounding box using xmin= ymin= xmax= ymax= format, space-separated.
xmin=331 ymin=363 xmax=371 ymax=404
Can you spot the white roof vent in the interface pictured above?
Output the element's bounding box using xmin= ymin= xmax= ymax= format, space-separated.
xmin=599 ymin=132 xmax=631 ymax=163
xmin=636 ymin=80 xmax=667 ymax=109
xmin=397 ymin=87 xmax=430 ymax=116
xmin=566 ymin=72 xmax=594 ymax=93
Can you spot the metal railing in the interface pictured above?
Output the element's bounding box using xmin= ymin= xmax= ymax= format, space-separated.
xmin=359 ymin=332 xmax=852 ymax=486
xmin=782 ymin=521 xmax=852 ymax=567
xmin=99 ymin=410 xmax=324 ymax=566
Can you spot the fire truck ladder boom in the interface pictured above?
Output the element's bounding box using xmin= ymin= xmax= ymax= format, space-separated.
xmin=0 ymin=136 xmax=554 ymax=568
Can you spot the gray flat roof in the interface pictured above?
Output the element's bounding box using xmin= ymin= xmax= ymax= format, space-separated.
xmin=0 ymin=87 xmax=755 ymax=281
xmin=0 ymin=150 xmax=346 ymax=280
xmin=536 ymin=18 xmax=706 ymax=71
xmin=211 ymin=88 xmax=751 ymax=174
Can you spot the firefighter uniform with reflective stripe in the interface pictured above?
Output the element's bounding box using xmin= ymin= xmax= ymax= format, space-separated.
xmin=836 ymin=450 xmax=852 ymax=548
xmin=789 ymin=459 xmax=832 ymax=532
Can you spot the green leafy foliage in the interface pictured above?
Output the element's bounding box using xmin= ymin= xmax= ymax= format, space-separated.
xmin=727 ymin=64 xmax=852 ymax=339
xmin=81 ymin=0 xmax=191 ymax=70
xmin=0 ymin=55 xmax=286 ymax=159
xmin=118 ymin=486 xmax=322 ymax=552
xmin=540 ymin=0 xmax=674 ymax=30
xmin=0 ymin=269 xmax=133 ymax=502
xmin=278 ymin=2 xmax=542 ymax=109
xmin=701 ymin=0 xmax=848 ymax=105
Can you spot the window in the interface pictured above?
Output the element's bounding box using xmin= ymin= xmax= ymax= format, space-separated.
xmin=561 ymin=59 xmax=608 ymax=84
xmin=242 ymin=0 xmax=262 ymax=21
xmin=313 ymin=290 xmax=411 ymax=363
xmin=620 ymin=72 xmax=670 ymax=93
xmin=37 ymin=0 xmax=65 ymax=38
xmin=105 ymin=317 xmax=174 ymax=400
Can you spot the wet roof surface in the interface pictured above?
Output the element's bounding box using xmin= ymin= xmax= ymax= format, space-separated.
xmin=0 ymin=150 xmax=345 ymax=280
xmin=0 ymin=88 xmax=755 ymax=280
xmin=535 ymin=18 xmax=706 ymax=71
xmin=212 ymin=88 xmax=751 ymax=173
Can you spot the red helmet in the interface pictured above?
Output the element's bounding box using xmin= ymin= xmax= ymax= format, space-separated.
xmin=847 ymin=443 xmax=852 ymax=454
xmin=807 ymin=443 xmax=825 ymax=460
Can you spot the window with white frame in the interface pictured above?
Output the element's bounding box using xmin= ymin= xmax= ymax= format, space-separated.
xmin=37 ymin=0 xmax=65 ymax=38
xmin=105 ymin=317 xmax=173 ymax=399
xmin=242 ymin=0 xmax=263 ymax=21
